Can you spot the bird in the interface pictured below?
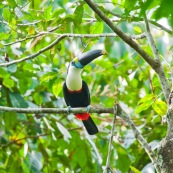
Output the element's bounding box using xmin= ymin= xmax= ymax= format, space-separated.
xmin=63 ymin=49 xmax=106 ymax=135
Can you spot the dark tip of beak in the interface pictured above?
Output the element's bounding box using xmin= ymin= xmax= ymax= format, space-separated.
xmin=78 ymin=49 xmax=106 ymax=66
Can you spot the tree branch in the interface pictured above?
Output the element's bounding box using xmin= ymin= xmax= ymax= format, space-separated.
xmin=84 ymin=0 xmax=170 ymax=102
xmin=3 ymin=31 xmax=146 ymax=47
xmin=103 ymin=104 xmax=117 ymax=173
xmin=3 ymin=25 xmax=61 ymax=46
xmin=144 ymin=15 xmax=170 ymax=103
xmin=0 ymin=106 xmax=113 ymax=114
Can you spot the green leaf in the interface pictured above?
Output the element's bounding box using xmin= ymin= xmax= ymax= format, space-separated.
xmin=33 ymin=92 xmax=43 ymax=105
xmin=40 ymin=72 xmax=57 ymax=83
xmin=23 ymin=63 xmax=34 ymax=71
xmin=0 ymin=33 xmax=10 ymax=40
xmin=135 ymin=100 xmax=153 ymax=114
xmin=90 ymin=22 xmax=103 ymax=34
xmin=152 ymin=99 xmax=168 ymax=116
xmin=138 ymin=94 xmax=155 ymax=105
xmin=3 ymin=8 xmax=11 ymax=21
xmin=134 ymin=26 xmax=142 ymax=33
xmin=115 ymin=143 xmax=131 ymax=172
xmin=124 ymin=0 xmax=137 ymax=13
xmin=74 ymin=5 xmax=83 ymax=25
xmin=4 ymin=112 xmax=17 ymax=130
xmin=0 ymin=68 xmax=10 ymax=78
xmin=52 ymin=79 xmax=62 ymax=96
xmin=44 ymin=6 xmax=52 ymax=21
xmin=130 ymin=166 xmax=142 ymax=173
xmin=3 ymin=77 xmax=14 ymax=88
xmin=9 ymin=92 xmax=28 ymax=108
xmin=52 ymin=8 xmax=65 ymax=17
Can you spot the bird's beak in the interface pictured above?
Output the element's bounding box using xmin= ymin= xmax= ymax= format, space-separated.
xmin=73 ymin=49 xmax=106 ymax=68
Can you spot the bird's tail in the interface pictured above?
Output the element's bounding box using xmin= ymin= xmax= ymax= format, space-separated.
xmin=75 ymin=113 xmax=99 ymax=135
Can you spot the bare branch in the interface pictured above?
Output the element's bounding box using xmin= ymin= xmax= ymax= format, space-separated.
xmin=3 ymin=25 xmax=61 ymax=46
xmin=116 ymin=104 xmax=161 ymax=172
xmin=3 ymin=31 xmax=146 ymax=47
xmin=103 ymin=104 xmax=117 ymax=173
xmin=0 ymin=106 xmax=113 ymax=114
xmin=144 ymin=15 xmax=170 ymax=103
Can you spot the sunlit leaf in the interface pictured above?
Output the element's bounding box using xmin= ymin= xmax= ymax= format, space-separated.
xmin=44 ymin=6 xmax=52 ymax=21
xmin=33 ymin=92 xmax=43 ymax=105
xmin=135 ymin=100 xmax=153 ymax=114
xmin=134 ymin=26 xmax=142 ymax=33
xmin=3 ymin=77 xmax=14 ymax=88
xmin=130 ymin=166 xmax=142 ymax=173
xmin=0 ymin=33 xmax=10 ymax=40
xmin=74 ymin=5 xmax=83 ymax=25
xmin=40 ymin=72 xmax=57 ymax=83
xmin=3 ymin=8 xmax=11 ymax=21
xmin=152 ymin=99 xmax=168 ymax=116
xmin=90 ymin=22 xmax=103 ymax=34
xmin=52 ymin=79 xmax=62 ymax=96
xmin=138 ymin=94 xmax=155 ymax=105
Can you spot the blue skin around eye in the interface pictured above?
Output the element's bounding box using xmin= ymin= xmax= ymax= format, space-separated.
xmin=71 ymin=61 xmax=83 ymax=68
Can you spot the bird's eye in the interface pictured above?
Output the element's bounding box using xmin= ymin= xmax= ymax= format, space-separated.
xmin=71 ymin=61 xmax=75 ymax=66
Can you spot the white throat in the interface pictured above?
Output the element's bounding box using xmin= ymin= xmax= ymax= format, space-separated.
xmin=66 ymin=65 xmax=83 ymax=91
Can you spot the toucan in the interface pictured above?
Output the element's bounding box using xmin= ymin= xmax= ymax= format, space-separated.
xmin=63 ymin=49 xmax=105 ymax=135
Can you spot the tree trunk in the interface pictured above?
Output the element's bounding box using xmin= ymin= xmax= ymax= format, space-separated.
xmin=158 ymin=108 xmax=173 ymax=172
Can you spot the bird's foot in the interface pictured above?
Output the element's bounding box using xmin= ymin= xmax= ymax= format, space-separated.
xmin=67 ymin=106 xmax=72 ymax=114
xmin=86 ymin=105 xmax=91 ymax=113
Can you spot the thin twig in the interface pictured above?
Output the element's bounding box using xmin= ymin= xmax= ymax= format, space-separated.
xmin=17 ymin=20 xmax=42 ymax=26
xmin=3 ymin=32 xmax=145 ymax=47
xmin=3 ymin=25 xmax=61 ymax=46
xmin=103 ymin=104 xmax=117 ymax=173
xmin=144 ymin=14 xmax=170 ymax=103
xmin=144 ymin=15 xmax=160 ymax=61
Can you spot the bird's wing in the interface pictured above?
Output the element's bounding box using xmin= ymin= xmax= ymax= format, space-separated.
xmin=82 ymin=81 xmax=90 ymax=105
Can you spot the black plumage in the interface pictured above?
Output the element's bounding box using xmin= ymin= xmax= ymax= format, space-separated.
xmin=63 ymin=81 xmax=98 ymax=135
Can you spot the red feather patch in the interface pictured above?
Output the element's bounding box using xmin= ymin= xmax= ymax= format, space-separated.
xmin=75 ymin=113 xmax=90 ymax=120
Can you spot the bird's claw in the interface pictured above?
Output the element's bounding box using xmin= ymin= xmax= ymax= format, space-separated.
xmin=67 ymin=106 xmax=72 ymax=114
xmin=86 ymin=105 xmax=91 ymax=113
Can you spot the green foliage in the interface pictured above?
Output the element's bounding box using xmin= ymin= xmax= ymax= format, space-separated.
xmin=0 ymin=0 xmax=171 ymax=172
